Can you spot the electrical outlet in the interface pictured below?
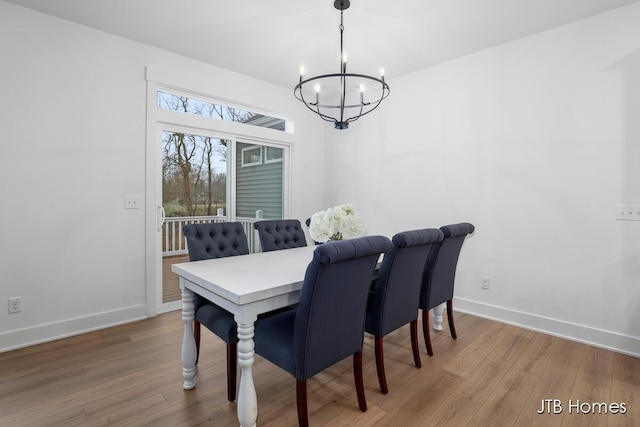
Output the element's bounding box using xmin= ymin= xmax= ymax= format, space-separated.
xmin=481 ymin=276 xmax=490 ymax=290
xmin=8 ymin=297 xmax=22 ymax=314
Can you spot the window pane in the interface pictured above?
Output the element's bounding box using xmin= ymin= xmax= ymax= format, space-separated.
xmin=236 ymin=142 xmax=283 ymax=219
xmin=265 ymin=146 xmax=284 ymax=163
xmin=157 ymin=91 xmax=286 ymax=131
xmin=241 ymin=146 xmax=262 ymax=167
xmin=162 ymin=130 xmax=228 ymax=217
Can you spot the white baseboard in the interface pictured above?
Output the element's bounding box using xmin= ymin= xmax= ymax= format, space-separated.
xmin=0 ymin=304 xmax=148 ymax=353
xmin=4 ymin=299 xmax=638 ymax=357
xmin=454 ymin=298 xmax=640 ymax=357
xmin=160 ymin=300 xmax=182 ymax=313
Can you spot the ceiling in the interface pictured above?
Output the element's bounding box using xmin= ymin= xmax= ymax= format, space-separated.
xmin=6 ymin=0 xmax=639 ymax=89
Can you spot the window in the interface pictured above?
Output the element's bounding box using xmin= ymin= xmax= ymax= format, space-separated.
xmin=154 ymin=86 xmax=290 ymax=221
xmin=241 ymin=146 xmax=262 ymax=167
xmin=265 ymin=146 xmax=284 ymax=164
xmin=157 ymin=91 xmax=287 ymax=131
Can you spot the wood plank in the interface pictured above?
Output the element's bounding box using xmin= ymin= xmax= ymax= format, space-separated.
xmin=472 ymin=367 xmax=540 ymax=426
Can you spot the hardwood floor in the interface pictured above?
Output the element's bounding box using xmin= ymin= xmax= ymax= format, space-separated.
xmin=1 ymin=311 xmax=637 ymax=426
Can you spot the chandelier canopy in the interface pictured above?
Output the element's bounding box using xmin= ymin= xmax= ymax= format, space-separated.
xmin=294 ymin=0 xmax=390 ymax=129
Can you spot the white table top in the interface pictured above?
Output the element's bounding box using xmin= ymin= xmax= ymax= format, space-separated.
xmin=171 ymin=245 xmax=317 ymax=306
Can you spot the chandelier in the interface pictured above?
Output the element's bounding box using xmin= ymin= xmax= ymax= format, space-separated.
xmin=294 ymin=0 xmax=390 ymax=129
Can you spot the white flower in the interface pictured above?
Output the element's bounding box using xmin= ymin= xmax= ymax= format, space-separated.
xmin=309 ymin=203 xmax=366 ymax=243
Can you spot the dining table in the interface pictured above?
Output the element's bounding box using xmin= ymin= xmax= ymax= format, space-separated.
xmin=171 ymin=245 xmax=317 ymax=427
xmin=171 ymin=243 xmax=446 ymax=426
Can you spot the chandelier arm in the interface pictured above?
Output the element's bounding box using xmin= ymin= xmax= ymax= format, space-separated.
xmin=350 ymin=100 xmax=366 ymax=123
xmin=344 ymin=85 xmax=390 ymax=123
xmin=294 ymin=86 xmax=339 ymax=123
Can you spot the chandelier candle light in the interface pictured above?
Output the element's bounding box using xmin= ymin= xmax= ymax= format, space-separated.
xmin=294 ymin=0 xmax=390 ymax=129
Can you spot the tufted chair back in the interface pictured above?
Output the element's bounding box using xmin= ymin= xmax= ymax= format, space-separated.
xmin=253 ymin=219 xmax=307 ymax=252
xmin=293 ymin=235 xmax=392 ymax=380
xmin=254 ymin=235 xmax=392 ymax=425
xmin=181 ymin=221 xmax=250 ymax=402
xmin=367 ymin=228 xmax=444 ymax=337
xmin=183 ymin=222 xmax=249 ymax=261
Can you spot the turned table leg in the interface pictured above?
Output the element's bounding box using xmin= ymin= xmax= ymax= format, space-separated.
xmin=237 ymin=322 xmax=258 ymax=427
xmin=180 ymin=285 xmax=197 ymax=390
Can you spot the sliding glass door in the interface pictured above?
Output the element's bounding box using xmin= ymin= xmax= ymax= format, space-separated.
xmin=156 ymin=128 xmax=288 ymax=308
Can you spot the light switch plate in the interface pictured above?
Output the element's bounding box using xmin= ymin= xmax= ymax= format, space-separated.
xmin=124 ymin=196 xmax=140 ymax=209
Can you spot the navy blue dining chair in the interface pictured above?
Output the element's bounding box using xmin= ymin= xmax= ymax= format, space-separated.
xmin=420 ymin=222 xmax=475 ymax=356
xmin=183 ymin=221 xmax=249 ymax=402
xmin=365 ymin=228 xmax=444 ymax=394
xmin=254 ymin=235 xmax=393 ymax=427
xmin=254 ymin=219 xmax=308 ymax=251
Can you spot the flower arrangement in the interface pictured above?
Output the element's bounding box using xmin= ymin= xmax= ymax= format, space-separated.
xmin=308 ymin=203 xmax=366 ymax=243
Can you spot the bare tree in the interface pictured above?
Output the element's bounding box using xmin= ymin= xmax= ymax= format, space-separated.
xmin=163 ymin=132 xmax=198 ymax=215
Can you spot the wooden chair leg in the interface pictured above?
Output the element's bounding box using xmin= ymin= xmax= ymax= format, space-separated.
xmin=353 ymin=351 xmax=367 ymax=412
xmin=374 ymin=336 xmax=388 ymax=394
xmin=227 ymin=343 xmax=237 ymax=402
xmin=446 ymin=300 xmax=457 ymax=339
xmin=410 ymin=319 xmax=422 ymax=368
xmin=422 ymin=310 xmax=434 ymax=356
xmin=296 ymin=379 xmax=309 ymax=427
xmin=194 ymin=320 xmax=201 ymax=365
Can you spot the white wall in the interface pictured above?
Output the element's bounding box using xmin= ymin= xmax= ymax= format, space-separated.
xmin=325 ymin=3 xmax=640 ymax=355
xmin=0 ymin=1 xmax=326 ymax=351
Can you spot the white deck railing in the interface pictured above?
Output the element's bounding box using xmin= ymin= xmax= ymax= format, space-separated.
xmin=162 ymin=215 xmax=261 ymax=256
